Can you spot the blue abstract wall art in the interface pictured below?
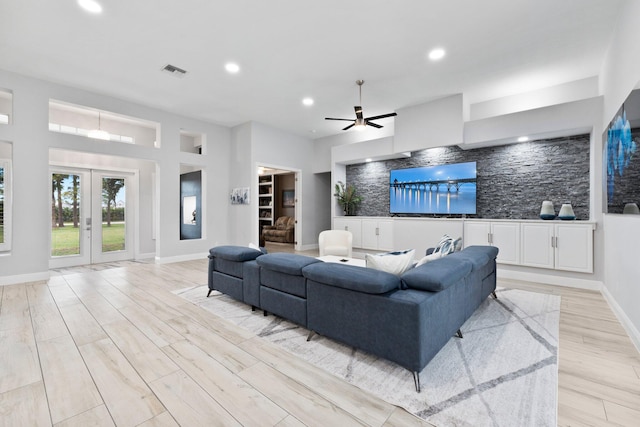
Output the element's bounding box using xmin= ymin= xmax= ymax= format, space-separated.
xmin=606 ymin=106 xmax=637 ymax=203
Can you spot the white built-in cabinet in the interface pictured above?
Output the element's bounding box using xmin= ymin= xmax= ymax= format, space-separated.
xmin=333 ymin=217 xmax=363 ymax=248
xmin=463 ymin=221 xmax=520 ymax=265
xmin=335 ymin=217 xmax=595 ymax=274
xmin=361 ymin=219 xmax=394 ymax=251
xmin=520 ymin=222 xmax=594 ymax=273
xmin=333 ymin=218 xmax=393 ymax=251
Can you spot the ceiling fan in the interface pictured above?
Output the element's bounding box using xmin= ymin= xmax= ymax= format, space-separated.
xmin=325 ymin=80 xmax=397 ymax=131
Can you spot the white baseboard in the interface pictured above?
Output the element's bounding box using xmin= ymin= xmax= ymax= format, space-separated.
xmin=497 ymin=269 xmax=602 ymax=291
xmin=600 ymin=286 xmax=640 ymax=354
xmin=299 ymin=243 xmax=319 ymax=252
xmin=0 ymin=271 xmax=50 ymax=286
xmin=135 ymin=252 xmax=156 ymax=261
xmin=155 ymin=252 xmax=208 ymax=265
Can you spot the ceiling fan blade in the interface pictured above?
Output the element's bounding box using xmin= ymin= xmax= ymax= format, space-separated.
xmin=325 ymin=117 xmax=355 ymax=121
xmin=354 ymin=106 xmax=363 ymax=120
xmin=342 ymin=123 xmax=356 ymax=131
xmin=365 ymin=121 xmax=383 ymax=128
xmin=364 ymin=112 xmax=397 ymax=121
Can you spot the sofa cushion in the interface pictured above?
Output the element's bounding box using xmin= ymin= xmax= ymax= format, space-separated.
xmin=365 ymin=249 xmax=415 ymax=276
xmin=257 ymin=253 xmax=321 ymax=276
xmin=302 ymin=262 xmax=400 ymax=294
xmin=209 ymin=245 xmax=263 ymax=262
xmin=401 ymin=256 xmax=472 ymax=292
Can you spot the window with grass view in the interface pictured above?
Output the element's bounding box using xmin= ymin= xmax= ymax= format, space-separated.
xmin=0 ymin=159 xmax=12 ymax=251
xmin=0 ymin=163 xmax=5 ymax=245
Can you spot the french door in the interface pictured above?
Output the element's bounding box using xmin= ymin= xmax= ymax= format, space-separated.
xmin=49 ymin=168 xmax=134 ymax=268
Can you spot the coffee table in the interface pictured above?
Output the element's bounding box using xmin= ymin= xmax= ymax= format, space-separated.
xmin=316 ymin=255 xmax=366 ymax=267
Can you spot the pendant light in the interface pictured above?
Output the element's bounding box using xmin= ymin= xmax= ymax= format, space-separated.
xmin=88 ymin=112 xmax=110 ymax=140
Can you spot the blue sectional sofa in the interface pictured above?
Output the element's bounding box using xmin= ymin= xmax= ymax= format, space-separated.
xmin=207 ymin=245 xmax=499 ymax=392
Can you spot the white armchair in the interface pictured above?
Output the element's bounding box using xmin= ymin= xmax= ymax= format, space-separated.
xmin=318 ymin=230 xmax=353 ymax=258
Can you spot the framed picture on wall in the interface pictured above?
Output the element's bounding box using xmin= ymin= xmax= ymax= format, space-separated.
xmin=282 ymin=189 xmax=295 ymax=207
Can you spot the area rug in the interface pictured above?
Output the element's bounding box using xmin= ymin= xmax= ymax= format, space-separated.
xmin=174 ymin=286 xmax=560 ymax=427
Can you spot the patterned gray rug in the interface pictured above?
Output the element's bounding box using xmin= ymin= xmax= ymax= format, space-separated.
xmin=175 ymin=286 xmax=560 ymax=427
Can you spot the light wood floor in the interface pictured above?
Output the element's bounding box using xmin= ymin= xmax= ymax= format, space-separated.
xmin=0 ymin=253 xmax=639 ymax=426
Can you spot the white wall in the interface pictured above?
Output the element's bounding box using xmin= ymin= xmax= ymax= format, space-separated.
xmin=469 ymin=77 xmax=599 ymax=121
xmin=599 ymin=0 xmax=640 ymax=350
xmin=228 ymin=122 xmax=254 ymax=246
xmin=393 ymin=94 xmax=464 ymax=152
xmin=0 ymin=69 xmax=231 ymax=283
xmin=250 ymin=122 xmax=324 ymax=249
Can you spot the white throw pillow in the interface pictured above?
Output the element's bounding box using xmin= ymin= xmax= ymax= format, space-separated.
xmin=365 ymin=249 xmax=415 ymax=276
xmin=415 ymin=252 xmax=441 ymax=267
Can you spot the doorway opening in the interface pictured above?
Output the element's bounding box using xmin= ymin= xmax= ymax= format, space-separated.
xmin=257 ymin=165 xmax=301 ymax=252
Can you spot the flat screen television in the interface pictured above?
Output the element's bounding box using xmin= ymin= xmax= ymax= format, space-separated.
xmin=389 ymin=161 xmax=477 ymax=215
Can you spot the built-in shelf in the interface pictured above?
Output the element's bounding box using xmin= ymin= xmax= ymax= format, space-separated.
xmin=259 ymin=174 xmax=274 ymax=226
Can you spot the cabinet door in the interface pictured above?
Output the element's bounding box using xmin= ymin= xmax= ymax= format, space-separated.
xmin=463 ymin=222 xmax=491 ymax=248
xmin=334 ymin=218 xmax=362 ymax=248
xmin=520 ymin=223 xmax=554 ymax=269
xmin=377 ymin=220 xmax=394 ymax=251
xmin=555 ymin=224 xmax=593 ymax=273
xmin=361 ymin=219 xmax=379 ymax=250
xmin=491 ymin=222 xmax=520 ymax=264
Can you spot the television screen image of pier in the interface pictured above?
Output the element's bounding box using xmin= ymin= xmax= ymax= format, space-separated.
xmin=389 ymin=162 xmax=477 ymax=214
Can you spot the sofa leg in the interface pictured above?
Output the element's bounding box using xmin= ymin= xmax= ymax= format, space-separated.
xmin=456 ymin=329 xmax=463 ymax=339
xmin=307 ymin=331 xmax=316 ymax=342
xmin=263 ymin=310 xmax=268 ymax=317
xmin=252 ymin=306 xmax=256 ymax=312
xmin=206 ymin=289 xmax=213 ymax=297
xmin=492 ymin=290 xmax=498 ymax=299
xmin=412 ymin=371 xmax=421 ymax=393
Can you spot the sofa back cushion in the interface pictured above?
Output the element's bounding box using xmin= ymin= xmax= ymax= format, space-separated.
xmin=401 ymin=256 xmax=472 ymax=292
xmin=257 ymin=253 xmax=321 ymax=276
xmin=209 ymin=245 xmax=263 ymax=262
xmin=302 ymin=262 xmax=400 ymax=294
xmin=274 ymin=216 xmax=294 ymax=230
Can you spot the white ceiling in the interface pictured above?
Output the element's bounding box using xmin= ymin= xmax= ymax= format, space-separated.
xmin=0 ymin=0 xmax=624 ymax=139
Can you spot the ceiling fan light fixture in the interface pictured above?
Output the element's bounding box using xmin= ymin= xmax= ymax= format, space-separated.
xmin=325 ymin=80 xmax=397 ymax=131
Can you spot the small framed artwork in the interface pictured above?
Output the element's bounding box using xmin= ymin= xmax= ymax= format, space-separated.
xmin=282 ymin=189 xmax=295 ymax=207
xmin=230 ymin=187 xmax=250 ymax=205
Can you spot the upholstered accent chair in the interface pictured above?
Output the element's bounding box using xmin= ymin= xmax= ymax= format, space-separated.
xmin=318 ymin=229 xmax=353 ymax=258
xmin=262 ymin=216 xmax=295 ymax=243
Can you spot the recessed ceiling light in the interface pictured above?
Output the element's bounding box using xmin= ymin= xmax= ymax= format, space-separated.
xmin=428 ymin=48 xmax=446 ymax=61
xmin=365 ymin=158 xmax=372 ymax=162
xmin=225 ymin=63 xmax=240 ymax=74
xmin=518 ymin=136 xmax=529 ymax=142
xmin=78 ymin=0 xmax=103 ymax=14
xmin=302 ymin=97 xmax=314 ymax=106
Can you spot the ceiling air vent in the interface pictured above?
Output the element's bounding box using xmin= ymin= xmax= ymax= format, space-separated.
xmin=162 ymin=64 xmax=187 ymax=77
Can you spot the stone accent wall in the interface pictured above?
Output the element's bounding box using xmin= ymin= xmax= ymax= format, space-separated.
xmin=346 ymin=134 xmax=590 ymax=220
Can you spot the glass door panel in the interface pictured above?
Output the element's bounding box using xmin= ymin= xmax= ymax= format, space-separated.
xmin=50 ymin=170 xmax=91 ymax=268
xmin=91 ymin=171 xmax=133 ymax=264
xmin=101 ymin=176 xmax=126 ymax=253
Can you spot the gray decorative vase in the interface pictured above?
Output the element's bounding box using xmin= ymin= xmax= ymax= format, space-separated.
xmin=558 ymin=202 xmax=576 ymax=220
xmin=540 ymin=200 xmax=555 ymax=220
